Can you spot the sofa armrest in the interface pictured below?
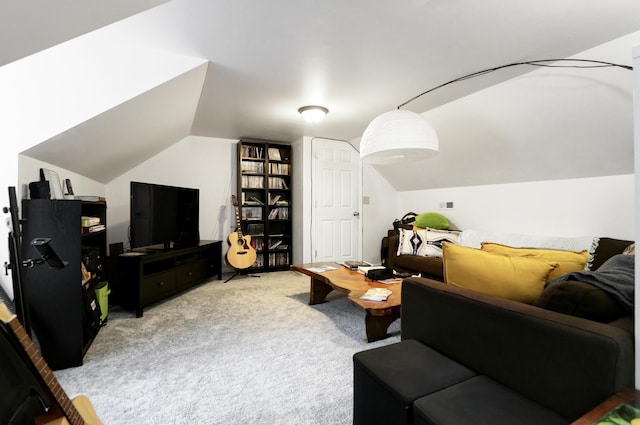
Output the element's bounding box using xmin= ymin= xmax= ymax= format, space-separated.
xmin=386 ymin=234 xmax=399 ymax=269
xmin=401 ymin=277 xmax=634 ymax=420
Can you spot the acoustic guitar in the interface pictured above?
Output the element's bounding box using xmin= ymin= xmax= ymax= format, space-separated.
xmin=0 ymin=302 xmax=103 ymax=425
xmin=225 ymin=195 xmax=258 ymax=270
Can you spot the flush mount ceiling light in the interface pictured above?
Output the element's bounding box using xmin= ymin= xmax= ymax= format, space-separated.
xmin=298 ymin=105 xmax=329 ymax=123
xmin=360 ymin=59 xmax=632 ymax=164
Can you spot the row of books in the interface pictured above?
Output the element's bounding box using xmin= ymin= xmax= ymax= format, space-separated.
xmin=268 ymin=194 xmax=288 ymax=205
xmin=267 ymin=147 xmax=289 ymax=161
xmin=248 ymin=252 xmax=291 ymax=269
xmin=268 ymin=252 xmax=290 ymax=266
xmin=242 ymin=207 xmax=263 ymax=220
xmin=249 ymin=238 xmax=289 ymax=251
xmin=241 ymin=145 xmax=264 ymax=159
xmin=268 ymin=177 xmax=289 ymax=189
xmin=269 ymin=163 xmax=290 ymax=175
xmin=267 ymin=207 xmax=289 ymax=220
xmin=241 ymin=160 xmax=264 ymax=174
xmin=81 ymin=216 xmax=104 ymax=234
xmin=241 ymin=145 xmax=290 ymax=162
xmin=241 ymin=176 xmax=290 ymax=189
xmin=248 ymin=253 xmax=289 ymax=268
xmin=241 ymin=193 xmax=289 ymax=206
xmin=242 ymin=175 xmax=264 ymax=189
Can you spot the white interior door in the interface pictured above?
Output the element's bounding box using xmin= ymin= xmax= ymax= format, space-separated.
xmin=311 ymin=139 xmax=361 ymax=263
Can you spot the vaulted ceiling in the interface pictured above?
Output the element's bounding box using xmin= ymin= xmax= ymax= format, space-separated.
xmin=4 ymin=0 xmax=640 ymax=189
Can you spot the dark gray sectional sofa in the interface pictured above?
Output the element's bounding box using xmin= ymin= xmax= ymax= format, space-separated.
xmin=353 ymin=277 xmax=634 ymax=424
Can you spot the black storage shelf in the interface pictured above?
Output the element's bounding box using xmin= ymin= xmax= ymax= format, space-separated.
xmin=21 ymin=199 xmax=107 ymax=370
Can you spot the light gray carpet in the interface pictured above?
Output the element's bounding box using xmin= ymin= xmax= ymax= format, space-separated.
xmin=54 ymin=270 xmax=401 ymax=424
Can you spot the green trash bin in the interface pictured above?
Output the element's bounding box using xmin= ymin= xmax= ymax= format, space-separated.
xmin=94 ymin=281 xmax=110 ymax=324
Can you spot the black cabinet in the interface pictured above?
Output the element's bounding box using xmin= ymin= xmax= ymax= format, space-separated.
xmin=237 ymin=139 xmax=292 ymax=271
xmin=108 ymin=240 xmax=222 ymax=317
xmin=20 ymin=199 xmax=107 ymax=370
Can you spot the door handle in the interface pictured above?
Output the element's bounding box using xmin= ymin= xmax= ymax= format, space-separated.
xmin=353 ymin=211 xmax=360 ymax=217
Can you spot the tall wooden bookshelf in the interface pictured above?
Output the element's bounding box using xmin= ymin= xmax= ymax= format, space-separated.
xmin=237 ymin=139 xmax=292 ymax=272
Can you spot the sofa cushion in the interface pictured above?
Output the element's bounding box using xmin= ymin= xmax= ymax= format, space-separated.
xmin=442 ymin=243 xmax=557 ymax=303
xmin=533 ymin=280 xmax=626 ymax=322
xmin=480 ymin=243 xmax=588 ymax=280
xmin=353 ymin=339 xmax=476 ymax=425
xmin=413 ymin=376 xmax=569 ymax=425
xmin=414 ymin=212 xmax=450 ymax=230
xmin=397 ymin=228 xmax=459 ymax=258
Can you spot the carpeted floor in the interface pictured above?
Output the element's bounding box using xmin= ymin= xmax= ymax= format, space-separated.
xmin=54 ymin=270 xmax=401 ymax=425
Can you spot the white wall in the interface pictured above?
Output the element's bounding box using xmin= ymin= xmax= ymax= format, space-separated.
xmin=18 ymin=156 xmax=106 ymax=201
xmin=362 ymin=164 xmax=398 ymax=264
xmin=292 ymin=136 xmax=312 ymax=264
xmin=396 ymin=175 xmax=634 ymax=239
xmin=632 ymin=43 xmax=640 ymax=388
xmin=106 ymin=136 xmax=237 ymax=263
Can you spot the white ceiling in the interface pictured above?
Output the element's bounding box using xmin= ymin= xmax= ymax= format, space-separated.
xmin=6 ymin=0 xmax=640 ymax=188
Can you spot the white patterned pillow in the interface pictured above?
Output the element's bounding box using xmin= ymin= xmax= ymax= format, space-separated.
xmin=397 ymin=228 xmax=460 ymax=258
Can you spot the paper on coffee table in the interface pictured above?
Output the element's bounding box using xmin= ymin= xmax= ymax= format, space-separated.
xmin=360 ymin=288 xmax=392 ymax=301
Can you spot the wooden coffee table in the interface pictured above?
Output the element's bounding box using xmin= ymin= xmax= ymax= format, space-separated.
xmin=291 ymin=263 xmax=402 ymax=342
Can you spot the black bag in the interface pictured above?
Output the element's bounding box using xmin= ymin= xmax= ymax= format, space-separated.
xmin=393 ymin=212 xmax=417 ymax=231
xmin=82 ymin=246 xmax=103 ymax=273
xmin=366 ymin=268 xmax=394 ymax=281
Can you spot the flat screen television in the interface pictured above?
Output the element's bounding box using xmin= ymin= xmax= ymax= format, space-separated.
xmin=130 ymin=181 xmax=200 ymax=250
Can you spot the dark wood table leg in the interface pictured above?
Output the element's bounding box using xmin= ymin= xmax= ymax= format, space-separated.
xmin=309 ymin=277 xmax=334 ymax=304
xmin=365 ymin=309 xmax=400 ymax=342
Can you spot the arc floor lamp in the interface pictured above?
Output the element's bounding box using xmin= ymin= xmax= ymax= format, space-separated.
xmin=360 ymin=59 xmax=633 ymax=164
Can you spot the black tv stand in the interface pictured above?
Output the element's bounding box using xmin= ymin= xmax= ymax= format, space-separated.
xmin=108 ymin=240 xmax=222 ymax=317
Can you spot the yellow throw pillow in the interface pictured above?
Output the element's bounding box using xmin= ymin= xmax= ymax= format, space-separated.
xmin=480 ymin=243 xmax=588 ymax=281
xmin=442 ymin=243 xmax=558 ymax=304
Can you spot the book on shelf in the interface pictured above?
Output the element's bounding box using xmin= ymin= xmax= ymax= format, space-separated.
xmin=268 ymin=239 xmax=288 ymax=250
xmin=244 ymin=196 xmax=264 ymax=206
xmin=360 ymin=288 xmax=392 ymax=302
xmin=267 ymin=147 xmax=281 ymax=161
xmin=269 ymin=194 xmax=281 ymax=205
xmin=81 ymin=216 xmax=100 ymax=227
xmin=82 ymin=224 xmax=105 ymax=234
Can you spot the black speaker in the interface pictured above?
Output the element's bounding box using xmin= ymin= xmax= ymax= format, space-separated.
xmin=28 ymin=181 xmax=50 ymax=199
xmin=109 ymin=242 xmax=124 ymax=257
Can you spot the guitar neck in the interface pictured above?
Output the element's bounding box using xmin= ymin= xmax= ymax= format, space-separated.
xmin=235 ymin=206 xmax=244 ymax=237
xmin=0 ymin=304 xmax=85 ymax=425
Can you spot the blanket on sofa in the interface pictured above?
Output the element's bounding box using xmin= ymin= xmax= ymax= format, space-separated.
xmin=459 ymin=230 xmax=595 ymax=254
xmin=548 ymin=254 xmax=634 ymax=313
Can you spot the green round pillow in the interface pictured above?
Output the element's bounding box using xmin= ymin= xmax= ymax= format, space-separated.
xmin=414 ymin=212 xmax=449 ymax=230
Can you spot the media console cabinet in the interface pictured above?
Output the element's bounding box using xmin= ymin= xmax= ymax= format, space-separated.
xmin=108 ymin=240 xmax=222 ymax=317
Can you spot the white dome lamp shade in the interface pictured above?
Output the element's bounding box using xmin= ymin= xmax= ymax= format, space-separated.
xmin=360 ymin=109 xmax=439 ymax=164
